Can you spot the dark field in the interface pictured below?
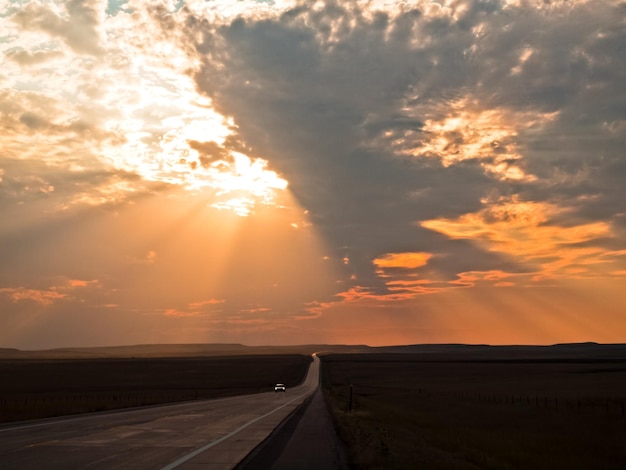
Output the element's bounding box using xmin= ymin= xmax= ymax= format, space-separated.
xmin=322 ymin=351 xmax=626 ymax=470
xmin=0 ymin=354 xmax=311 ymax=423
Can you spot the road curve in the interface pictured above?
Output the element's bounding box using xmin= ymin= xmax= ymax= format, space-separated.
xmin=0 ymin=356 xmax=319 ymax=470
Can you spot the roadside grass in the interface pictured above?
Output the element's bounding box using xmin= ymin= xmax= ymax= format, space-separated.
xmin=0 ymin=354 xmax=311 ymax=422
xmin=322 ymin=354 xmax=626 ymax=470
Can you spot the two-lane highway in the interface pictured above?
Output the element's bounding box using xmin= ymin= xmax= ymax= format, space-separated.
xmin=0 ymin=355 xmax=320 ymax=469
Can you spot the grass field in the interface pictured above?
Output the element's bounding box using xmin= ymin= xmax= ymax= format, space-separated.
xmin=0 ymin=354 xmax=312 ymax=422
xmin=322 ymin=352 xmax=626 ymax=470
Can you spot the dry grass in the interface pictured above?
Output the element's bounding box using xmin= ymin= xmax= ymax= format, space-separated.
xmin=0 ymin=354 xmax=311 ymax=422
xmin=322 ymin=353 xmax=626 ymax=470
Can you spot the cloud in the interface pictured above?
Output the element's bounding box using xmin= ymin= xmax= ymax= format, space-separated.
xmin=1 ymin=0 xmax=626 ymax=347
xmin=11 ymin=0 xmax=105 ymax=56
xmin=0 ymin=287 xmax=67 ymax=305
xmin=421 ymin=196 xmax=624 ymax=281
xmin=67 ymin=279 xmax=100 ymax=288
xmin=0 ymin=278 xmax=98 ymax=305
xmin=188 ymin=298 xmax=226 ymax=309
xmin=373 ymin=252 xmax=432 ymax=270
xmin=173 ymin=0 xmax=626 ymax=295
xmin=5 ymin=49 xmax=65 ymax=66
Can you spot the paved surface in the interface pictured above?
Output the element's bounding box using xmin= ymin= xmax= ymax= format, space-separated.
xmin=235 ymin=361 xmax=349 ymax=470
xmin=269 ymin=388 xmax=348 ymax=470
xmin=0 ymin=356 xmax=319 ymax=470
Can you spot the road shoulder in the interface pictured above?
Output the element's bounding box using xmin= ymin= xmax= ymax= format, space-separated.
xmin=236 ymin=388 xmax=349 ymax=470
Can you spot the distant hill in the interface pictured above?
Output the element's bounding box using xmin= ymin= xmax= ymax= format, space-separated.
xmin=371 ymin=342 xmax=626 ymax=360
xmin=0 ymin=348 xmax=21 ymax=358
xmin=0 ymin=343 xmax=372 ymax=359
xmin=1 ymin=342 xmax=624 ymax=360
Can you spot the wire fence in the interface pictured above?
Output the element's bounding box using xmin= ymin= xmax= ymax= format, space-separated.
xmin=432 ymin=388 xmax=626 ymax=418
xmin=340 ymin=385 xmax=626 ymax=419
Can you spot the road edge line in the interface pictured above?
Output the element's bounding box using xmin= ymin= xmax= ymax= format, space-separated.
xmin=160 ymin=389 xmax=312 ymax=470
xmin=233 ymin=388 xmax=318 ymax=470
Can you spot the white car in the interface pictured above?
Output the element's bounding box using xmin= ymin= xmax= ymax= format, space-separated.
xmin=274 ymin=383 xmax=286 ymax=392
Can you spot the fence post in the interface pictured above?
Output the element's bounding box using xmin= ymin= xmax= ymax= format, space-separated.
xmin=348 ymin=384 xmax=353 ymax=413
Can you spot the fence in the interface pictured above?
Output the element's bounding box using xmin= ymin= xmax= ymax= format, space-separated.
xmin=433 ymin=389 xmax=626 ymax=418
xmin=341 ymin=385 xmax=626 ymax=419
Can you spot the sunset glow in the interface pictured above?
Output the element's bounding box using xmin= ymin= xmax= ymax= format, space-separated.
xmin=1 ymin=0 xmax=625 ymax=349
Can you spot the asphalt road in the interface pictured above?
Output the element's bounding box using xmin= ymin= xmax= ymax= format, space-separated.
xmin=0 ymin=356 xmax=319 ymax=470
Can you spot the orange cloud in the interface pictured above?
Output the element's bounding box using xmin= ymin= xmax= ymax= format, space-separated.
xmin=240 ymin=307 xmax=272 ymax=314
xmin=188 ymin=298 xmax=225 ymax=309
xmin=337 ymin=286 xmax=418 ymax=303
xmin=386 ymin=279 xmax=449 ymax=296
xmin=384 ymin=270 xmax=526 ymax=297
xmin=0 ymin=287 xmax=66 ymax=305
xmin=225 ymin=318 xmax=271 ymax=325
xmin=163 ymin=308 xmax=196 ymax=317
xmin=450 ymin=270 xmax=526 ymax=288
xmin=421 ymin=197 xmax=621 ymax=281
xmin=386 ymin=96 xmax=557 ymax=182
xmin=163 ymin=298 xmax=225 ymax=317
xmin=67 ymin=279 xmax=100 ymax=288
xmin=308 ymin=268 xmax=527 ymax=320
xmin=373 ymin=252 xmax=432 ymax=270
xmin=0 ymin=279 xmax=101 ymax=306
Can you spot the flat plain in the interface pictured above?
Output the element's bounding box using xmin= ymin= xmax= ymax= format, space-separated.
xmin=0 ymin=354 xmax=312 ymax=422
xmin=322 ymin=345 xmax=626 ymax=470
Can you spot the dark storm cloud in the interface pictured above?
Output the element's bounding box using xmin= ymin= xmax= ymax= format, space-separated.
xmin=455 ymin=1 xmax=626 ymax=226
xmin=170 ymin=0 xmax=626 ymax=292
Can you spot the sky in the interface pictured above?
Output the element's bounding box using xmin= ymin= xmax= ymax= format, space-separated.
xmin=1 ymin=0 xmax=625 ymax=349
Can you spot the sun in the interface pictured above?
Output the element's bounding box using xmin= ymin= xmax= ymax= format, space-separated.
xmin=208 ymin=152 xmax=288 ymax=216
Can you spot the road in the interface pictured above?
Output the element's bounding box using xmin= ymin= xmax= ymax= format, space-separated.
xmin=0 ymin=356 xmax=320 ymax=470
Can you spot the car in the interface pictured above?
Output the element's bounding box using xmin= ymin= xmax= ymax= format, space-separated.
xmin=274 ymin=383 xmax=286 ymax=392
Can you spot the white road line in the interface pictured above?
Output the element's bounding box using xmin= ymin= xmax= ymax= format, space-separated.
xmin=160 ymin=389 xmax=313 ymax=470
